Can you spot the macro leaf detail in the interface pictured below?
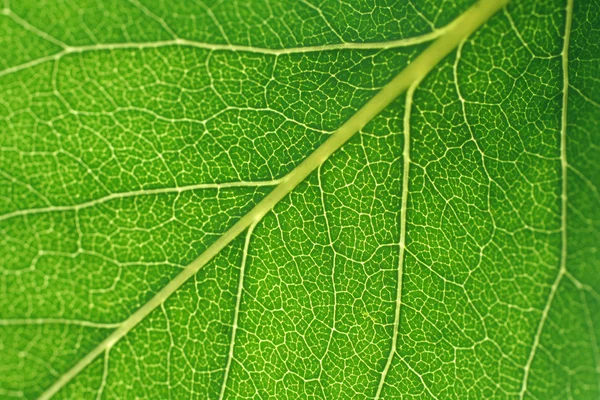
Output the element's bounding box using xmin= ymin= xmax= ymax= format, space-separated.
xmin=0 ymin=0 xmax=598 ymax=399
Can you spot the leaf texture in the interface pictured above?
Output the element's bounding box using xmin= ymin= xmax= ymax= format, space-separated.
xmin=0 ymin=0 xmax=598 ymax=399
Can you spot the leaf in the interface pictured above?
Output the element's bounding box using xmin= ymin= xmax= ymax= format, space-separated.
xmin=0 ymin=0 xmax=597 ymax=399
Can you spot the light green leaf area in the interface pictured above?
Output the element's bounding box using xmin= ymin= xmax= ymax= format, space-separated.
xmin=0 ymin=0 xmax=598 ymax=399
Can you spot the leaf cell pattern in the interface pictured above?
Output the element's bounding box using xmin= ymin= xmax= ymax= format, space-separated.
xmin=0 ymin=0 xmax=598 ymax=399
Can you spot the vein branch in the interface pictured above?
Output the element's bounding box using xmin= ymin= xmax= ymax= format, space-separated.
xmin=218 ymin=223 xmax=255 ymax=400
xmin=0 ymin=27 xmax=448 ymax=79
xmin=4 ymin=9 xmax=69 ymax=49
xmin=0 ymin=179 xmax=283 ymax=223
xmin=36 ymin=1 xmax=508 ymax=398
xmin=0 ymin=318 xmax=121 ymax=329
xmin=374 ymin=81 xmax=417 ymax=400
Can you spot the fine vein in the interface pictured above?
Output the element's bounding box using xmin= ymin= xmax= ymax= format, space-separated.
xmin=37 ymin=1 xmax=508 ymax=398
xmin=519 ymin=0 xmax=573 ymax=397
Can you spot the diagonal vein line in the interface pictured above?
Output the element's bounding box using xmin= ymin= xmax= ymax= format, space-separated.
xmin=3 ymin=9 xmax=68 ymax=49
xmin=36 ymin=1 xmax=508 ymax=398
xmin=518 ymin=0 xmax=573 ymax=397
xmin=374 ymin=81 xmax=417 ymax=400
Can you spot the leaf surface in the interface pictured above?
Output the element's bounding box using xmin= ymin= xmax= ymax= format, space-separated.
xmin=0 ymin=0 xmax=598 ymax=399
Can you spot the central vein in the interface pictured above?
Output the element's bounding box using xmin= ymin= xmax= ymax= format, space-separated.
xmin=38 ymin=1 xmax=508 ymax=398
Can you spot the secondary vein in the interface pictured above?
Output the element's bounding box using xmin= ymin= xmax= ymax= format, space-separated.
xmin=0 ymin=27 xmax=447 ymax=79
xmin=218 ymin=223 xmax=255 ymax=400
xmin=37 ymin=1 xmax=508 ymax=398
xmin=518 ymin=0 xmax=573 ymax=397
xmin=0 ymin=179 xmax=282 ymax=223
xmin=374 ymin=81 xmax=417 ymax=400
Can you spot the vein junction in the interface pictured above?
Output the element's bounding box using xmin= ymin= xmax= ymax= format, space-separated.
xmin=26 ymin=1 xmax=509 ymax=398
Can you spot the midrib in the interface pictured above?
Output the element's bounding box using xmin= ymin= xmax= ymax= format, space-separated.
xmin=37 ymin=1 xmax=508 ymax=398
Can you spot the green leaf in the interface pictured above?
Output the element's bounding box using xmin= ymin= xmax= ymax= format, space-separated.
xmin=0 ymin=0 xmax=598 ymax=399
